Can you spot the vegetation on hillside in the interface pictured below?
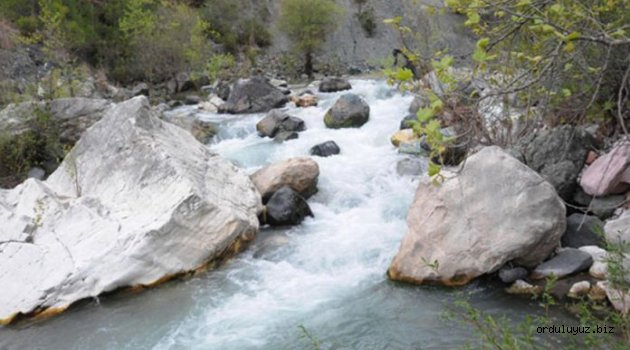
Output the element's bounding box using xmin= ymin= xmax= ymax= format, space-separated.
xmin=279 ymin=0 xmax=344 ymax=78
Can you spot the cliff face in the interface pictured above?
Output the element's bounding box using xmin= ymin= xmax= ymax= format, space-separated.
xmin=254 ymin=0 xmax=475 ymax=71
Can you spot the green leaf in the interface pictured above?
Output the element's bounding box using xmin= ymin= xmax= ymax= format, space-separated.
xmin=395 ymin=68 xmax=414 ymax=82
xmin=416 ymin=107 xmax=434 ymax=123
xmin=428 ymin=162 xmax=441 ymax=177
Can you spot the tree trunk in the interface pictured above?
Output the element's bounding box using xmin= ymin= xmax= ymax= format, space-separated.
xmin=305 ymin=52 xmax=313 ymax=78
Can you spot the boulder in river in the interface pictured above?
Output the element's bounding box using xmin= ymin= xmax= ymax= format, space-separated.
xmin=310 ymin=141 xmax=341 ymax=157
xmin=0 ymin=96 xmax=261 ymax=325
xmin=219 ymin=77 xmax=288 ymax=114
xmin=256 ymin=110 xmax=305 ymax=138
xmin=512 ymin=125 xmax=595 ymax=201
xmin=318 ymin=77 xmax=352 ymax=93
xmin=324 ymin=94 xmax=370 ymax=129
xmin=580 ymin=141 xmax=630 ymax=196
xmin=530 ymin=248 xmax=593 ymax=280
xmin=388 ymin=146 xmax=566 ymax=286
xmin=251 ymin=157 xmax=320 ymax=202
xmin=263 ymin=186 xmax=314 ymax=226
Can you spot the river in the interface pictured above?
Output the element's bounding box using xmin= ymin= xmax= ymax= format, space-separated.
xmin=0 ymin=79 xmax=561 ymax=350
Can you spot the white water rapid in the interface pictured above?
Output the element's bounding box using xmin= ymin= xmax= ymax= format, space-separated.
xmin=0 ymin=79 xmax=559 ymax=350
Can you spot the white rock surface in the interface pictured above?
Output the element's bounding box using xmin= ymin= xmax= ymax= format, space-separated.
xmin=0 ymin=96 xmax=261 ymax=324
xmin=388 ymin=146 xmax=566 ymax=286
xmin=579 ymin=245 xmax=609 ymax=279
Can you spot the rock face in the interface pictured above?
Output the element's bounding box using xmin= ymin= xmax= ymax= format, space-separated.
xmin=318 ymin=77 xmax=352 ymax=93
xmin=0 ymin=96 xmax=261 ymax=325
xmin=264 ymin=186 xmax=314 ymax=226
xmin=251 ymin=157 xmax=320 ymax=202
xmin=219 ymin=77 xmax=288 ymax=114
xmin=0 ymin=98 xmax=112 ymax=144
xmin=513 ymin=125 xmax=594 ymax=201
xmin=324 ymin=94 xmax=370 ymax=129
xmin=580 ymin=142 xmax=630 ymax=196
xmin=310 ymin=141 xmax=341 ymax=157
xmin=531 ymin=249 xmax=593 ymax=280
xmin=388 ymin=146 xmax=566 ymax=286
xmin=256 ymin=109 xmax=305 ymax=138
xmin=561 ymin=214 xmax=605 ymax=248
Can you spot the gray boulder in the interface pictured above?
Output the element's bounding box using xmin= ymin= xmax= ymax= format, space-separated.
xmin=396 ymin=157 xmax=428 ymax=176
xmin=324 ymin=94 xmax=370 ymax=129
xmin=310 ymin=141 xmax=341 ymax=157
xmin=256 ymin=110 xmax=305 ymax=138
xmin=408 ymin=95 xmax=429 ymax=114
xmin=0 ymin=96 xmax=261 ymax=325
xmin=388 ymin=146 xmax=566 ymax=286
xmin=131 ymin=82 xmax=149 ymax=97
xmin=319 ymin=77 xmax=352 ymax=93
xmin=561 ymin=214 xmax=605 ymax=248
xmin=513 ymin=125 xmax=595 ymax=201
xmin=264 ymin=186 xmax=313 ymax=226
xmin=531 ymin=249 xmax=593 ymax=279
xmin=219 ymin=77 xmax=288 ymax=114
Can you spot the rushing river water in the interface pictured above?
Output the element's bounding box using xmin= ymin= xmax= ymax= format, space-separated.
xmin=0 ymin=79 xmax=566 ymax=350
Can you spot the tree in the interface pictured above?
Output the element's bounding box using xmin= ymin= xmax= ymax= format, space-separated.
xmin=279 ymin=0 xmax=343 ymax=77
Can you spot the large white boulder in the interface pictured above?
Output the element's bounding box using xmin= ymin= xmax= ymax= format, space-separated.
xmin=388 ymin=146 xmax=566 ymax=286
xmin=0 ymin=96 xmax=261 ymax=324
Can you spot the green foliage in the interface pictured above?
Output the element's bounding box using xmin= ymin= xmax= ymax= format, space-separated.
xmin=356 ymin=6 xmax=377 ymax=38
xmin=445 ymin=0 xmax=630 ymax=127
xmin=0 ymin=106 xmax=63 ymax=188
xmin=206 ymin=53 xmax=236 ymax=82
xmin=279 ymin=0 xmax=343 ymax=76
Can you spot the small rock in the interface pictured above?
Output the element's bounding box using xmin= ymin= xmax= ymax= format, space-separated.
xmin=579 ymin=246 xmax=608 ymax=279
xmin=409 ymin=95 xmax=430 ymax=114
xmin=598 ymin=281 xmax=630 ymax=314
xmin=274 ymin=131 xmax=299 ymax=143
xmin=398 ymin=140 xmax=429 ymax=156
xmin=588 ymin=283 xmax=608 ymax=301
xmin=531 ymin=248 xmax=593 ymax=280
xmin=264 ymin=186 xmax=313 ymax=226
xmin=506 ymin=280 xmax=543 ymax=295
xmin=585 ymin=151 xmax=598 ymax=165
xmin=396 ymin=157 xmax=428 ymax=176
xmin=580 ymin=142 xmax=630 ymax=196
xmin=291 ymin=94 xmax=318 ymax=108
xmin=324 ymin=94 xmax=370 ymax=129
xmin=310 ymin=141 xmax=340 ymax=157
xmin=391 ymin=129 xmax=418 ymax=147
xmin=561 ymin=214 xmax=605 ymax=248
xmin=319 ymin=77 xmax=352 ymax=93
xmin=498 ymin=266 xmax=528 ymax=284
xmin=400 ymin=114 xmax=417 ymax=130
xmin=568 ymin=281 xmax=591 ymax=299
xmin=184 ymin=95 xmax=201 ymax=105
xmin=131 ymin=82 xmax=149 ymax=97
xmin=27 ymin=167 xmax=46 ymax=181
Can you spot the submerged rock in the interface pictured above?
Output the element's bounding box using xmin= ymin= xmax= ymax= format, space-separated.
xmin=264 ymin=186 xmax=313 ymax=226
xmin=310 ymin=141 xmax=341 ymax=157
xmin=219 ymin=77 xmax=288 ymax=114
xmin=531 ymin=248 xmax=593 ymax=280
xmin=388 ymin=146 xmax=566 ymax=286
xmin=324 ymin=94 xmax=370 ymax=129
xmin=318 ymin=77 xmax=352 ymax=93
xmin=0 ymin=96 xmax=261 ymax=325
xmin=580 ymin=142 xmax=630 ymax=196
xmin=251 ymin=157 xmax=320 ymax=202
xmin=396 ymin=157 xmax=428 ymax=176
